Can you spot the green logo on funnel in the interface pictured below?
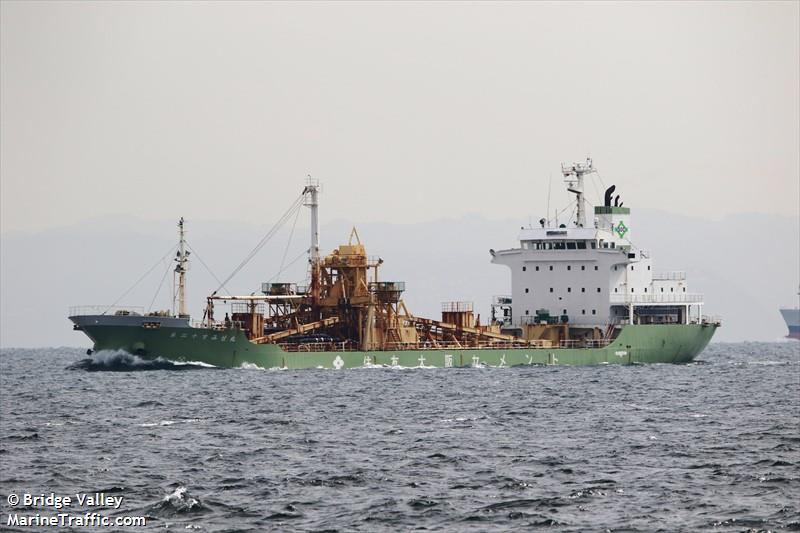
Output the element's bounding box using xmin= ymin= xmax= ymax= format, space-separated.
xmin=615 ymin=221 xmax=628 ymax=238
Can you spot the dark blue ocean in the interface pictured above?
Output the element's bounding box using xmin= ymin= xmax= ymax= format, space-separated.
xmin=1 ymin=342 xmax=798 ymax=532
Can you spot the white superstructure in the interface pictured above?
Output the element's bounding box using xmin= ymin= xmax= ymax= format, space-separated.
xmin=491 ymin=160 xmax=704 ymax=329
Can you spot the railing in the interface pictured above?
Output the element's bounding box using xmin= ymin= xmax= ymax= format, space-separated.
xmin=383 ymin=340 xmax=546 ymax=350
xmin=231 ymin=302 xmax=266 ymax=314
xmin=520 ymin=315 xmax=563 ymax=325
xmin=695 ymin=315 xmax=722 ymax=326
xmin=442 ymin=301 xmax=473 ymax=313
xmin=69 ymin=305 xmax=145 ymax=316
xmin=557 ymin=339 xmax=613 ymax=348
xmin=584 ymin=339 xmax=613 ymax=348
xmin=278 ymin=341 xmax=357 ymax=352
xmin=653 ymin=271 xmax=686 ymax=281
xmin=371 ymin=281 xmax=406 ymax=293
xmin=610 ymin=293 xmax=703 ymax=304
xmin=190 ymin=320 xmax=245 ymax=330
xmin=268 ymin=338 xmax=615 ymax=352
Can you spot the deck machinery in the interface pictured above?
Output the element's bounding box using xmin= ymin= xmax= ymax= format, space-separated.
xmin=204 ymin=219 xmax=526 ymax=353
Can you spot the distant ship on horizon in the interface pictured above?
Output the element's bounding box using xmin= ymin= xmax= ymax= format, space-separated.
xmin=780 ymin=290 xmax=799 ymax=340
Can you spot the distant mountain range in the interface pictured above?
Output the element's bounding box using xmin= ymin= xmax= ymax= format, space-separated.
xmin=1 ymin=209 xmax=797 ymax=347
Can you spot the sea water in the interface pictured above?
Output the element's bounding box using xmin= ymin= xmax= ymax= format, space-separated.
xmin=0 ymin=342 xmax=798 ymax=531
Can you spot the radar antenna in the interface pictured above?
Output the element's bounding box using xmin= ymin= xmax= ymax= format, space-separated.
xmin=561 ymin=158 xmax=596 ymax=228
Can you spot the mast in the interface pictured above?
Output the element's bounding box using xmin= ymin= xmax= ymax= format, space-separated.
xmin=174 ymin=217 xmax=190 ymax=317
xmin=303 ymin=177 xmax=321 ymax=303
xmin=561 ymin=158 xmax=596 ymax=228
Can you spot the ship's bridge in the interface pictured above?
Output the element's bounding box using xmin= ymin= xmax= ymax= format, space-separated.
xmin=517 ymin=227 xmax=628 ymax=251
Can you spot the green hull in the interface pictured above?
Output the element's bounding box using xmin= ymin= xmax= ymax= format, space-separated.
xmin=75 ymin=320 xmax=718 ymax=368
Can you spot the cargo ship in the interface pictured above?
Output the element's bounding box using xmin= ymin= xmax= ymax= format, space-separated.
xmin=780 ymin=292 xmax=800 ymax=340
xmin=69 ymin=160 xmax=720 ymax=368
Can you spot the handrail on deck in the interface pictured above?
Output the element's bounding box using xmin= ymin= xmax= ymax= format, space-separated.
xmin=69 ymin=305 xmax=146 ymax=316
xmin=610 ymin=293 xmax=703 ymax=304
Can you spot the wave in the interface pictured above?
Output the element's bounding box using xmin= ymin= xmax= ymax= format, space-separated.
xmin=145 ymin=486 xmax=209 ymax=517
xmin=67 ymin=350 xmax=215 ymax=372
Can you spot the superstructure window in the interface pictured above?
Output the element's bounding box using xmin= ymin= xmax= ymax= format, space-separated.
xmin=581 ymin=265 xmax=585 ymax=271
xmin=525 ymin=310 xmax=529 ymax=315
xmin=567 ymin=265 xmax=571 ymax=271
xmin=631 ymin=265 xmax=634 ymax=271
xmin=549 ymin=265 xmax=553 ymax=271
xmin=647 ymin=265 xmax=651 ymax=270
xmin=525 ymin=288 xmax=529 ymax=293
xmin=594 ymin=266 xmax=598 ymax=271
xmin=549 ymin=288 xmax=554 ymax=293
xmin=597 ymin=288 xmax=601 ymax=293
xmin=644 ymin=288 xmax=648 ymax=293
xmin=562 ymin=309 xmax=567 ymax=315
xmin=582 ymin=309 xmax=586 ymax=315
xmin=592 ymin=309 xmax=596 ymax=315
xmin=614 ymin=288 xmax=618 ymax=293
xmin=567 ymin=287 xmax=571 ymax=293
xmin=535 ymin=266 xmax=540 ymax=271
xmin=683 ymin=287 xmax=686 ymax=292
xmin=661 ymin=287 xmax=664 ymax=292
xmin=581 ymin=287 xmax=586 ymax=293
xmin=522 ymin=266 xmax=526 ymax=272
xmin=631 ymin=288 xmax=635 ymax=293
xmin=671 ymin=287 xmax=674 ymax=292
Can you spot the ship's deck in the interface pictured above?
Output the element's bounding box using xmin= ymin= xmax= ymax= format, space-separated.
xmin=276 ymin=338 xmax=615 ymax=352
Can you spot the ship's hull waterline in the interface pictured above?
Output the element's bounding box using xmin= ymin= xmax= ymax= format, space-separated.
xmin=72 ymin=317 xmax=718 ymax=368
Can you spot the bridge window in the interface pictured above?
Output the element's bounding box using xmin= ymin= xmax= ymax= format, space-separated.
xmin=591 ymin=241 xmax=596 ymax=249
xmin=577 ymin=241 xmax=586 ymax=249
xmin=567 ymin=242 xmax=577 ymax=250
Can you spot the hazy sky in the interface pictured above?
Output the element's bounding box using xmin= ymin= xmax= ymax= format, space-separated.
xmin=1 ymin=1 xmax=799 ymax=234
